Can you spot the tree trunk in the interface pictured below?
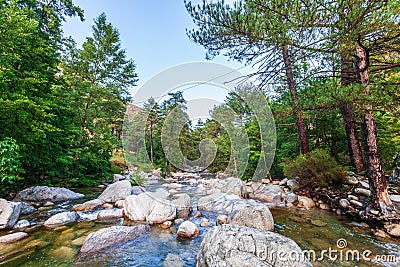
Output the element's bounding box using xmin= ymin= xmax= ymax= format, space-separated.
xmin=355 ymin=45 xmax=394 ymax=215
xmin=282 ymin=46 xmax=310 ymax=155
xmin=340 ymin=56 xmax=365 ymax=173
xmin=149 ymin=122 xmax=154 ymax=164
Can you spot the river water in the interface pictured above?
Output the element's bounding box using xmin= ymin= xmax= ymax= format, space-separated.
xmin=1 ymin=179 xmax=399 ymax=267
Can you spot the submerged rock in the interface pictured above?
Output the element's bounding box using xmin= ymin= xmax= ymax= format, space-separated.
xmin=14 ymin=186 xmax=84 ymax=203
xmin=0 ymin=199 xmax=21 ymax=229
xmin=98 ymin=180 xmax=132 ymax=203
xmin=0 ymin=232 xmax=29 ymax=244
xmin=197 ymin=225 xmax=312 ymax=267
xmin=163 ymin=253 xmax=184 ymax=267
xmin=79 ymin=225 xmax=150 ymax=254
xmin=227 ymin=204 xmax=274 ymax=232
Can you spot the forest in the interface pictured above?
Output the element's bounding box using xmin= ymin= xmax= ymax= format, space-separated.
xmin=1 ymin=0 xmax=400 ymax=215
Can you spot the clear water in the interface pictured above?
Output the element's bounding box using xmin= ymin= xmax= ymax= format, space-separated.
xmin=1 ymin=181 xmax=400 ymax=267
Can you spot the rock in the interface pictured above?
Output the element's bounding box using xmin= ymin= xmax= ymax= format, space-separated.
xmin=345 ymin=176 xmax=359 ymax=185
xmin=222 ymin=178 xmax=244 ymax=197
xmin=71 ymin=236 xmax=87 ymax=246
xmin=216 ymin=214 xmax=228 ymax=225
xmin=373 ymin=229 xmax=391 ymax=239
xmin=163 ymin=253 xmax=184 ymax=267
xmin=14 ymin=186 xmax=84 ymax=203
xmin=19 ymin=202 xmax=37 ymax=215
xmin=0 ymin=232 xmax=29 ymax=244
xmin=124 ymin=193 xmax=177 ymax=223
xmin=113 ymin=174 xmax=126 ymax=183
xmin=173 ymin=193 xmax=192 ymax=218
xmin=98 ymin=180 xmax=132 ymax=203
xmin=147 ymin=200 xmax=177 ymax=224
xmin=44 ymin=211 xmax=79 ymax=227
xmin=198 ymin=193 xmax=267 ymax=215
xmin=384 ymin=224 xmax=400 ymax=237
xmin=339 ymin=199 xmax=351 ymax=209
xmin=370 ymin=209 xmax=380 ymax=216
xmin=124 ymin=194 xmax=152 ymax=221
xmin=250 ymin=184 xmax=283 ymax=203
xmin=297 ymin=196 xmax=315 ymax=209
xmin=358 ymin=181 xmax=370 ymax=189
xmin=49 ymin=246 xmax=76 ymax=259
xmin=200 ymin=218 xmax=212 ymax=227
xmin=0 ymin=199 xmax=21 ymax=229
xmin=102 ymin=203 xmax=113 ymax=209
xmin=279 ymin=178 xmax=288 ymax=186
xmin=350 ymin=200 xmax=363 ymax=208
xmin=227 ymin=204 xmax=274 ymax=232
xmin=348 ymin=195 xmax=359 ymax=201
xmin=319 ymin=203 xmax=329 ymax=210
xmin=354 ymin=188 xmax=371 ymax=197
xmin=43 ymin=201 xmax=54 ymax=207
xmin=206 ymin=188 xmax=221 ymax=195
xmin=262 ymin=178 xmax=271 ymax=184
xmin=79 ymin=225 xmax=150 ymax=254
xmin=115 ymin=200 xmax=124 ymax=208
xmin=287 ymin=179 xmax=300 ymax=190
xmin=97 ymin=208 xmax=124 ymax=220
xmin=285 ymin=193 xmax=298 ymax=204
xmin=310 ymin=219 xmax=327 ymax=227
xmin=13 ymin=219 xmax=30 ymax=230
xmin=161 ymin=221 xmax=172 ymax=229
xmin=177 ymin=221 xmax=199 ymax=238
xmin=77 ymin=211 xmax=101 ymax=222
xmin=197 ymin=225 xmax=312 ymax=267
xmin=72 ymin=199 xmax=105 ymax=212
xmin=390 ymin=195 xmax=400 ymax=203
xmin=131 ymin=186 xmax=145 ymax=195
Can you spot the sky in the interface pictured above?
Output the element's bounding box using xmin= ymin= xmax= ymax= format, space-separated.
xmin=62 ymin=0 xmax=253 ymax=111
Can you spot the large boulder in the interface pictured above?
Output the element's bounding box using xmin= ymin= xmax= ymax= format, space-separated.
xmin=221 ymin=178 xmax=244 ymax=197
xmin=250 ymin=184 xmax=283 ymax=203
xmin=98 ymin=180 xmax=132 ymax=203
xmin=147 ymin=201 xmax=176 ymax=224
xmin=227 ymin=204 xmax=274 ymax=232
xmin=124 ymin=192 xmax=177 ymax=223
xmin=44 ymin=211 xmax=79 ymax=227
xmin=0 ymin=199 xmax=21 ymax=229
xmin=97 ymin=208 xmax=124 ymax=221
xmin=197 ymin=193 xmax=275 ymax=215
xmin=72 ymin=199 xmax=104 ymax=212
xmin=14 ymin=186 xmax=84 ymax=203
xmin=173 ymin=193 xmax=192 ymax=218
xmin=197 ymin=225 xmax=312 ymax=267
xmin=79 ymin=225 xmax=150 ymax=255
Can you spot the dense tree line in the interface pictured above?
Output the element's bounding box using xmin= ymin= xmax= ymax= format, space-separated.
xmin=0 ymin=0 xmax=137 ymax=192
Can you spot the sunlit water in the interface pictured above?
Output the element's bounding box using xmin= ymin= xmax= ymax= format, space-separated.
xmin=1 ymin=179 xmax=399 ymax=267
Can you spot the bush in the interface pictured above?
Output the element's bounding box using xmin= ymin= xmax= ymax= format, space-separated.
xmin=283 ymin=149 xmax=346 ymax=189
xmin=0 ymin=138 xmax=24 ymax=184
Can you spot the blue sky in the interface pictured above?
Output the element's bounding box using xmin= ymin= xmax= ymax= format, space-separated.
xmin=63 ymin=0 xmax=253 ymax=115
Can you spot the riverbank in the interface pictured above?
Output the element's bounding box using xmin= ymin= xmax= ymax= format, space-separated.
xmin=1 ymin=172 xmax=400 ymax=266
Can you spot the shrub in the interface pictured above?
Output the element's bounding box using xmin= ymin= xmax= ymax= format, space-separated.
xmin=283 ymin=149 xmax=346 ymax=189
xmin=0 ymin=138 xmax=24 ymax=184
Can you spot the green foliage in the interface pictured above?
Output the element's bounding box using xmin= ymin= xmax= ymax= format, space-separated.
xmin=283 ymin=149 xmax=347 ymax=189
xmin=0 ymin=138 xmax=24 ymax=183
